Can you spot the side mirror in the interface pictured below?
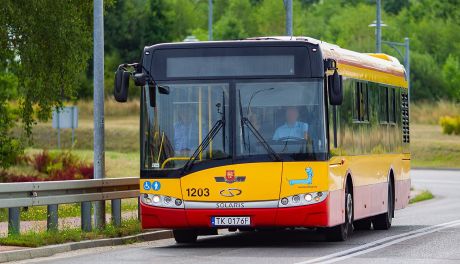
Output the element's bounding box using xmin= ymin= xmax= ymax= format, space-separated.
xmin=114 ymin=68 xmax=130 ymax=102
xmin=328 ymin=69 xmax=343 ymax=105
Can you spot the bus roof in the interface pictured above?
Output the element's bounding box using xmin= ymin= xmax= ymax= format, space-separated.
xmin=247 ymin=36 xmax=408 ymax=88
xmin=144 ymin=36 xmax=408 ymax=88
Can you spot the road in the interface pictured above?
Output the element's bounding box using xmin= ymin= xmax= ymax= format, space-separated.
xmin=14 ymin=169 xmax=460 ymax=264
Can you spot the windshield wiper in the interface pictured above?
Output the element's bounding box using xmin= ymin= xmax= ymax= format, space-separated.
xmin=240 ymin=117 xmax=281 ymax=161
xmin=182 ymin=92 xmax=227 ymax=173
xmin=238 ymin=89 xmax=281 ymax=161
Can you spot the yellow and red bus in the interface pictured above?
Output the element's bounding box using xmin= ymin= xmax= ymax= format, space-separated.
xmin=114 ymin=36 xmax=410 ymax=243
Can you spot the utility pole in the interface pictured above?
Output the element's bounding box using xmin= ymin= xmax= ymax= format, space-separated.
xmin=404 ymin=37 xmax=410 ymax=102
xmin=93 ymin=0 xmax=106 ymax=229
xmin=284 ymin=0 xmax=293 ymax=36
xmin=376 ymin=0 xmax=382 ymax=52
xmin=208 ymin=0 xmax=213 ymax=41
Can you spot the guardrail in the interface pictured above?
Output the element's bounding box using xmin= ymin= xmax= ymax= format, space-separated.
xmin=0 ymin=177 xmax=139 ymax=236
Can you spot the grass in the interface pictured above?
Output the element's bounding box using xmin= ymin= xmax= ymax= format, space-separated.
xmin=411 ymin=100 xmax=460 ymax=124
xmin=0 ymin=199 xmax=138 ymax=222
xmin=411 ymin=124 xmax=460 ymax=168
xmin=409 ymin=190 xmax=434 ymax=204
xmin=0 ymin=218 xmax=142 ymax=247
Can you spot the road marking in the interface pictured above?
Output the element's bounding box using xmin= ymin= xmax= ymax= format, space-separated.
xmin=413 ymin=179 xmax=460 ymax=185
xmin=295 ymin=219 xmax=460 ymax=264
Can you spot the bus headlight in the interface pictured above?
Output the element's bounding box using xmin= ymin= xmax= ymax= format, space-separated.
xmin=278 ymin=192 xmax=328 ymax=208
xmin=141 ymin=194 xmax=184 ymax=208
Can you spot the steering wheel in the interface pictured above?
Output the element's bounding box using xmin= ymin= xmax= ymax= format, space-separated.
xmin=277 ymin=136 xmax=305 ymax=142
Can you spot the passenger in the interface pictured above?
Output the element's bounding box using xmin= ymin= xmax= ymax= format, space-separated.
xmin=272 ymin=106 xmax=309 ymax=141
xmin=174 ymin=107 xmax=199 ymax=155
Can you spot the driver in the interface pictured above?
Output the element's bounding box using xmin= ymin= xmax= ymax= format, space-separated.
xmin=272 ymin=106 xmax=309 ymax=141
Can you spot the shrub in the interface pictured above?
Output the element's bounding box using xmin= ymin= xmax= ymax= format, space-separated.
xmin=439 ymin=116 xmax=460 ymax=135
xmin=1 ymin=149 xmax=94 ymax=182
xmin=30 ymin=150 xmax=50 ymax=173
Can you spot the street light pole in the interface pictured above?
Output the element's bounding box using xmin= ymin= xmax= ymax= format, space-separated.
xmin=376 ymin=0 xmax=382 ymax=53
xmin=284 ymin=0 xmax=293 ymax=36
xmin=93 ymin=0 xmax=106 ymax=229
xmin=404 ymin=37 xmax=410 ymax=102
xmin=208 ymin=0 xmax=213 ymax=41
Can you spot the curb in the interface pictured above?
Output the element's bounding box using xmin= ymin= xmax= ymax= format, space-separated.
xmin=0 ymin=230 xmax=172 ymax=263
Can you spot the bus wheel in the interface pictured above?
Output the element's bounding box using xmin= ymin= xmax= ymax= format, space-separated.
xmin=173 ymin=229 xmax=198 ymax=244
xmin=354 ymin=217 xmax=372 ymax=230
xmin=326 ymin=183 xmax=353 ymax=241
xmin=372 ymin=180 xmax=394 ymax=230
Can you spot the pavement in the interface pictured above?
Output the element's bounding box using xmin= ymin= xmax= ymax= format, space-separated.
xmin=7 ymin=169 xmax=460 ymax=264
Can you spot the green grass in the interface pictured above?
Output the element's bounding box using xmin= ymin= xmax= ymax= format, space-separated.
xmin=0 ymin=199 xmax=138 ymax=222
xmin=411 ymin=124 xmax=460 ymax=168
xmin=409 ymin=190 xmax=434 ymax=204
xmin=0 ymin=218 xmax=142 ymax=247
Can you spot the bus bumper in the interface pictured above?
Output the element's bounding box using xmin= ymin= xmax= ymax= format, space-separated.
xmin=141 ymin=197 xmax=330 ymax=229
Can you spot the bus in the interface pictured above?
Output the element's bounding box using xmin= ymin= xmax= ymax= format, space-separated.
xmin=114 ymin=36 xmax=410 ymax=243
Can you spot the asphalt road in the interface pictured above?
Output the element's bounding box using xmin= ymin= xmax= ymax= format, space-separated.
xmin=14 ymin=169 xmax=460 ymax=264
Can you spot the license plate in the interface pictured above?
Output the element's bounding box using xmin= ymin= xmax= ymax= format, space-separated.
xmin=211 ymin=216 xmax=251 ymax=227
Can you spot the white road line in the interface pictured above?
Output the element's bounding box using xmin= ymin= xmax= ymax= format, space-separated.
xmin=413 ymin=179 xmax=460 ymax=185
xmin=295 ymin=219 xmax=460 ymax=264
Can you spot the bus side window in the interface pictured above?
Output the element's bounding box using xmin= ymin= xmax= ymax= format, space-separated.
xmin=388 ymin=87 xmax=396 ymax=123
xmin=354 ymin=82 xmax=369 ymax=122
xmin=379 ymin=85 xmax=389 ymax=123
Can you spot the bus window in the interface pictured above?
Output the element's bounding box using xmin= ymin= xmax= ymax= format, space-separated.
xmin=354 ymin=82 xmax=369 ymax=122
xmin=379 ymin=86 xmax=389 ymax=123
xmin=389 ymin=87 xmax=396 ymax=123
xmin=141 ymin=83 xmax=230 ymax=170
xmin=236 ymin=80 xmax=327 ymax=160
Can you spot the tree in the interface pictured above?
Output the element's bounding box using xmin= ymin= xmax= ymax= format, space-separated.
xmin=0 ymin=0 xmax=94 ymax=168
xmin=442 ymin=54 xmax=460 ymax=101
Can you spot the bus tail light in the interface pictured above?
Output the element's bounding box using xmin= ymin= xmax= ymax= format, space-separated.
xmin=278 ymin=192 xmax=328 ymax=208
xmin=141 ymin=194 xmax=185 ymax=209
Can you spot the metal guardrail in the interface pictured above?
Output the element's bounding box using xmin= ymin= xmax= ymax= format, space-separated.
xmin=0 ymin=177 xmax=140 ymax=236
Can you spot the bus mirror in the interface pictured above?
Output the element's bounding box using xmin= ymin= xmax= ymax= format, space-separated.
xmin=114 ymin=69 xmax=130 ymax=102
xmin=328 ymin=70 xmax=343 ymax=105
xmin=158 ymin=85 xmax=170 ymax=95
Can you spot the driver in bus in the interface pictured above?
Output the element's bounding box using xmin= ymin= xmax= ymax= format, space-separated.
xmin=272 ymin=106 xmax=309 ymax=141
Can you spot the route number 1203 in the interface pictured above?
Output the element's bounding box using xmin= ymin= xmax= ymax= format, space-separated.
xmin=186 ymin=188 xmax=210 ymax=197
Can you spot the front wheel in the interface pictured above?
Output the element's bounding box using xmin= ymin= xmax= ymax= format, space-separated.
xmin=173 ymin=229 xmax=198 ymax=244
xmin=372 ymin=180 xmax=394 ymax=230
xmin=326 ymin=183 xmax=353 ymax=241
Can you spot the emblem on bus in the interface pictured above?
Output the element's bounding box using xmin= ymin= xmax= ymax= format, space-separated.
xmin=215 ymin=170 xmax=246 ymax=184
xmin=219 ymin=188 xmax=242 ymax=197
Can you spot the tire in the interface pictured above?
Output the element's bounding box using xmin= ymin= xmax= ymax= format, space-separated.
xmin=173 ymin=229 xmax=198 ymax=244
xmin=372 ymin=179 xmax=394 ymax=230
xmin=354 ymin=217 xmax=372 ymax=230
xmin=326 ymin=182 xmax=353 ymax=241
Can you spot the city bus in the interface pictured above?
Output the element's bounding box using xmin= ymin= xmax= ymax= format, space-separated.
xmin=114 ymin=36 xmax=410 ymax=243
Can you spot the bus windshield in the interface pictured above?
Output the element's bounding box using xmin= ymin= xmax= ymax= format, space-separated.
xmin=141 ymin=80 xmax=327 ymax=172
xmin=236 ymin=80 xmax=327 ymax=160
xmin=141 ymin=83 xmax=230 ymax=171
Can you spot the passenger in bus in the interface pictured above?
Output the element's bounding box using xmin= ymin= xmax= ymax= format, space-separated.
xmin=272 ymin=106 xmax=309 ymax=141
xmin=174 ymin=109 xmax=199 ymax=156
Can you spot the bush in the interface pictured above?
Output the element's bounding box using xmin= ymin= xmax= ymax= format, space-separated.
xmin=0 ymin=149 xmax=93 ymax=182
xmin=439 ymin=116 xmax=460 ymax=135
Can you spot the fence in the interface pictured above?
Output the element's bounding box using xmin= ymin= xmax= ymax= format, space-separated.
xmin=0 ymin=177 xmax=139 ymax=236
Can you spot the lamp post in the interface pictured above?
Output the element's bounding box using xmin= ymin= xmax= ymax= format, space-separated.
xmin=284 ymin=0 xmax=293 ymax=36
xmin=382 ymin=38 xmax=411 ymax=101
xmin=208 ymin=0 xmax=213 ymax=41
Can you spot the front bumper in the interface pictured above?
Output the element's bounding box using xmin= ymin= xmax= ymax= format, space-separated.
xmin=141 ymin=197 xmax=330 ymax=229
